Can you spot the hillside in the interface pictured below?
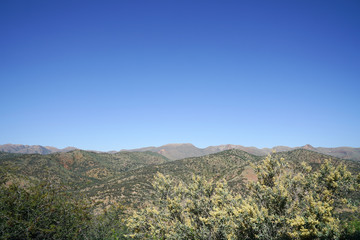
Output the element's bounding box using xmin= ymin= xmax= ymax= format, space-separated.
xmin=82 ymin=149 xmax=360 ymax=207
xmin=0 ymin=150 xmax=169 ymax=189
xmin=1 ymin=148 xmax=359 ymax=210
xmin=89 ymin=149 xmax=261 ymax=205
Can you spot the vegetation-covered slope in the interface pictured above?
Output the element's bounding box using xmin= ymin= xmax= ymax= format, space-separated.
xmin=0 ymin=150 xmax=169 ymax=191
xmin=88 ymin=149 xmax=360 ymax=206
xmin=1 ymin=149 xmax=359 ymax=209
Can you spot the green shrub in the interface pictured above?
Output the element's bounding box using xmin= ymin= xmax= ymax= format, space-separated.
xmin=85 ymin=204 xmax=128 ymax=240
xmin=0 ymin=180 xmax=92 ymax=240
xmin=0 ymin=166 xmax=130 ymax=240
xmin=340 ymin=218 xmax=360 ymax=240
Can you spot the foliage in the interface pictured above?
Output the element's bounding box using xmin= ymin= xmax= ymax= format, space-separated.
xmin=0 ymin=164 xmax=132 ymax=240
xmin=85 ymin=204 xmax=129 ymax=240
xmin=0 ymin=150 xmax=170 ymax=209
xmin=340 ymin=218 xmax=360 ymax=240
xmin=0 ymin=175 xmax=130 ymax=239
xmin=243 ymin=156 xmax=357 ymax=240
xmin=126 ymin=154 xmax=359 ymax=240
xmin=0 ymin=181 xmax=92 ymax=240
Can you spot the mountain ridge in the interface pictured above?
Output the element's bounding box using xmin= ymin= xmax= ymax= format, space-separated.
xmin=124 ymin=143 xmax=360 ymax=161
xmin=0 ymin=144 xmax=77 ymax=155
xmin=2 ymin=143 xmax=360 ymax=161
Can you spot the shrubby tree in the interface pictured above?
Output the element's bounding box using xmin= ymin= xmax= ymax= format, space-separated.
xmin=0 ymin=168 xmax=128 ymax=240
xmin=126 ymin=155 xmax=359 ymax=240
xmin=127 ymin=173 xmax=230 ymax=239
xmin=0 ymin=184 xmax=91 ymax=240
xmin=0 ymin=172 xmax=91 ymax=239
xmin=86 ymin=204 xmax=128 ymax=240
xmin=240 ymin=157 xmax=356 ymax=239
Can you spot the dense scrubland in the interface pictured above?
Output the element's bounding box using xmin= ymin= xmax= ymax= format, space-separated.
xmin=1 ymin=149 xmax=359 ymax=239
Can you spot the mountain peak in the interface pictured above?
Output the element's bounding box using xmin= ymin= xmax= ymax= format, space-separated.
xmin=302 ymin=144 xmax=315 ymax=150
xmin=163 ymin=143 xmax=195 ymax=147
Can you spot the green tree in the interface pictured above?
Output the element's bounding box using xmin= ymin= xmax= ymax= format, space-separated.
xmin=0 ymin=178 xmax=92 ymax=239
xmin=86 ymin=204 xmax=128 ymax=240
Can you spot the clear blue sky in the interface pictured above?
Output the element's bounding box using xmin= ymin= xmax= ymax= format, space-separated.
xmin=1 ymin=0 xmax=359 ymax=151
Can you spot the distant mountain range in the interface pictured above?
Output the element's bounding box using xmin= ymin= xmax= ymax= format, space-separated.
xmin=1 ymin=143 xmax=360 ymax=161
xmin=0 ymin=144 xmax=77 ymax=155
xmin=123 ymin=143 xmax=360 ymax=161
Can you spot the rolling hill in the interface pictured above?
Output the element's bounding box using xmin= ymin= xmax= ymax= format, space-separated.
xmin=97 ymin=149 xmax=360 ymax=206
xmin=0 ymin=150 xmax=169 ymax=190
xmin=1 ymin=148 xmax=359 ymax=210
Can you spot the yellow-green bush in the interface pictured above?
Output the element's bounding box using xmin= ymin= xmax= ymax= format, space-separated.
xmin=126 ymin=155 xmax=359 ymax=240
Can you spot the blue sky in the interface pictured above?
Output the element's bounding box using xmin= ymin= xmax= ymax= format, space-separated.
xmin=1 ymin=0 xmax=359 ymax=151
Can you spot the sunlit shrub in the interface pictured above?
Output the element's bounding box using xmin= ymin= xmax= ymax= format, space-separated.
xmin=126 ymin=155 xmax=359 ymax=240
